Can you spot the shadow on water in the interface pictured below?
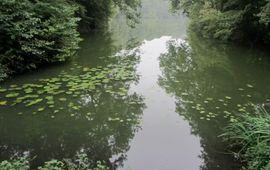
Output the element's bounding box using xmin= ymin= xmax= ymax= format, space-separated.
xmin=110 ymin=0 xmax=188 ymax=44
xmin=77 ymin=31 xmax=141 ymax=68
xmin=158 ymin=32 xmax=270 ymax=169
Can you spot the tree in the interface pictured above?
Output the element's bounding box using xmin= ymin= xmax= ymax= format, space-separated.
xmin=171 ymin=0 xmax=270 ymax=44
xmin=74 ymin=0 xmax=141 ymax=31
xmin=0 ymin=0 xmax=81 ymax=78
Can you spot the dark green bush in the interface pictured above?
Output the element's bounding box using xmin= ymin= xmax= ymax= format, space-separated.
xmin=0 ymin=154 xmax=109 ymax=170
xmin=0 ymin=157 xmax=29 ymax=170
xmin=0 ymin=0 xmax=141 ymax=81
xmin=171 ymin=0 xmax=270 ymax=44
xmin=74 ymin=0 xmax=141 ymax=30
xmin=74 ymin=0 xmax=113 ymax=30
xmin=0 ymin=0 xmax=81 ymax=77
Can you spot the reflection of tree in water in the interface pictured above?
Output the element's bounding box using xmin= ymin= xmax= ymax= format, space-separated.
xmin=157 ymin=33 xmax=270 ymax=169
xmin=78 ymin=31 xmax=142 ymax=68
xmin=0 ymin=39 xmax=145 ymax=169
xmin=0 ymin=93 xmax=144 ymax=169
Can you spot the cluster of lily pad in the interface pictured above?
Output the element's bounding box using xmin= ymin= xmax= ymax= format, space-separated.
xmin=181 ymin=83 xmax=261 ymax=123
xmin=0 ymin=55 xmax=141 ymax=118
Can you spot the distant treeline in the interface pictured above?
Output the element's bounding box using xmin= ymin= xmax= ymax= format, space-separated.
xmin=0 ymin=0 xmax=141 ymax=81
xmin=171 ymin=0 xmax=270 ymax=44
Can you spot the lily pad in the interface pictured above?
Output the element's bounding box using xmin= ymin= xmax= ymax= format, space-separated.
xmin=59 ymin=98 xmax=67 ymax=101
xmin=6 ymin=93 xmax=19 ymax=98
xmin=0 ymin=101 xmax=7 ymax=106
xmin=37 ymin=107 xmax=45 ymax=112
xmin=0 ymin=89 xmax=7 ymax=92
xmin=246 ymin=84 xmax=254 ymax=88
xmin=225 ymin=96 xmax=232 ymax=100
xmin=26 ymin=99 xmax=43 ymax=107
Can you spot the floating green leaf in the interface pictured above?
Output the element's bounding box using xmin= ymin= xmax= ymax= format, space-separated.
xmin=0 ymin=101 xmax=7 ymax=106
xmin=246 ymin=84 xmax=254 ymax=88
xmin=59 ymin=98 xmax=67 ymax=101
xmin=26 ymin=98 xmax=43 ymax=107
xmin=0 ymin=89 xmax=7 ymax=92
xmin=6 ymin=93 xmax=19 ymax=98
xmin=38 ymin=107 xmax=45 ymax=112
xmin=225 ymin=96 xmax=232 ymax=100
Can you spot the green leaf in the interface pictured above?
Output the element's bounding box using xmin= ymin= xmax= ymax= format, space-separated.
xmin=26 ymin=98 xmax=43 ymax=107
xmin=0 ymin=101 xmax=7 ymax=105
xmin=6 ymin=93 xmax=19 ymax=98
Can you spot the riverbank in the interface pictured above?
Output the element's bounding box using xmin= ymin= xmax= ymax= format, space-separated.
xmin=0 ymin=0 xmax=140 ymax=82
xmin=170 ymin=0 xmax=270 ymax=45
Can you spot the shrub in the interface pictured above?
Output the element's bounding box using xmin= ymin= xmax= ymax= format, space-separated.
xmin=0 ymin=153 xmax=109 ymax=170
xmin=74 ymin=0 xmax=141 ymax=30
xmin=171 ymin=0 xmax=270 ymax=44
xmin=0 ymin=0 xmax=81 ymax=78
xmin=0 ymin=157 xmax=30 ymax=170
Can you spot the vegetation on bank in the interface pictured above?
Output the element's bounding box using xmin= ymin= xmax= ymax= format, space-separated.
xmin=0 ymin=153 xmax=109 ymax=170
xmin=0 ymin=0 xmax=141 ymax=81
xmin=75 ymin=0 xmax=141 ymax=30
xmin=0 ymin=0 xmax=81 ymax=80
xmin=222 ymin=109 xmax=270 ymax=170
xmin=171 ymin=0 xmax=270 ymax=44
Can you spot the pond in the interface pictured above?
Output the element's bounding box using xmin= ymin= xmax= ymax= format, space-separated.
xmin=1 ymin=0 xmax=270 ymax=169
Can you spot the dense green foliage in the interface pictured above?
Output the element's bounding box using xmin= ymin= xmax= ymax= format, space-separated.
xmin=0 ymin=0 xmax=81 ymax=78
xmin=75 ymin=0 xmax=141 ymax=30
xmin=0 ymin=154 xmax=109 ymax=170
xmin=0 ymin=0 xmax=141 ymax=81
xmin=0 ymin=157 xmax=30 ymax=170
xmin=171 ymin=0 xmax=270 ymax=44
xmin=222 ymin=110 xmax=270 ymax=170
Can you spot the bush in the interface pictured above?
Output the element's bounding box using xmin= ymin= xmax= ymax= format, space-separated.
xmin=171 ymin=0 xmax=270 ymax=44
xmin=189 ymin=3 xmax=243 ymax=41
xmin=74 ymin=0 xmax=113 ymax=30
xmin=0 ymin=0 xmax=81 ymax=78
xmin=222 ymin=110 xmax=270 ymax=170
xmin=0 ymin=157 xmax=30 ymax=170
xmin=74 ymin=0 xmax=141 ymax=30
xmin=0 ymin=153 xmax=109 ymax=170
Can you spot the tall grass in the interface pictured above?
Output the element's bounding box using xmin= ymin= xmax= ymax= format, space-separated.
xmin=222 ymin=108 xmax=270 ymax=170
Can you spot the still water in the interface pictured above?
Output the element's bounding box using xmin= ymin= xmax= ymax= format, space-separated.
xmin=1 ymin=0 xmax=270 ymax=169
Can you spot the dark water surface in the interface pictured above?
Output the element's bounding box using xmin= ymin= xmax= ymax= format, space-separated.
xmin=1 ymin=0 xmax=270 ymax=169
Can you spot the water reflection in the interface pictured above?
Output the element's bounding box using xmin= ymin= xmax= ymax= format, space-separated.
xmin=158 ymin=33 xmax=270 ymax=169
xmin=78 ymin=31 xmax=142 ymax=68
xmin=0 ymin=33 xmax=145 ymax=169
xmin=110 ymin=0 xmax=187 ymax=45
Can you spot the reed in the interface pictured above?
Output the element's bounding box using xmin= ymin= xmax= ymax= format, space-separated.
xmin=222 ymin=108 xmax=270 ymax=170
